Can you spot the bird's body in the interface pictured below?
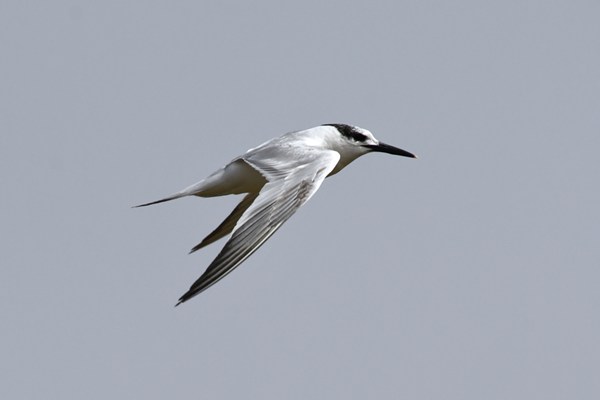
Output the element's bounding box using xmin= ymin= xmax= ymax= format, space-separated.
xmin=136 ymin=124 xmax=416 ymax=305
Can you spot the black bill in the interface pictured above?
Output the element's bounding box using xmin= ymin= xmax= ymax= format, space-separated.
xmin=365 ymin=142 xmax=417 ymax=158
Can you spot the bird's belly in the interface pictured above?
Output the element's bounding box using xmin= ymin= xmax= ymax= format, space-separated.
xmin=198 ymin=159 xmax=267 ymax=197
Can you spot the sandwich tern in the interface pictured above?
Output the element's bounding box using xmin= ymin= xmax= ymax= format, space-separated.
xmin=135 ymin=123 xmax=416 ymax=305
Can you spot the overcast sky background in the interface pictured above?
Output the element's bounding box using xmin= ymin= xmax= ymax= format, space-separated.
xmin=2 ymin=1 xmax=599 ymax=399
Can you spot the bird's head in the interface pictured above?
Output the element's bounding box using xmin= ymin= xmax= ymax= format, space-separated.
xmin=322 ymin=123 xmax=417 ymax=161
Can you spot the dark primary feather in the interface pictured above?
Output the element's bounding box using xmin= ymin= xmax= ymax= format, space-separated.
xmin=189 ymin=193 xmax=259 ymax=253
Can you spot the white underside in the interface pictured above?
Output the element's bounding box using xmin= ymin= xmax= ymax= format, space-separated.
xmin=182 ymin=159 xmax=267 ymax=197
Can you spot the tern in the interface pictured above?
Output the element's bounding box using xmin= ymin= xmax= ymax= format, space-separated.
xmin=136 ymin=123 xmax=416 ymax=305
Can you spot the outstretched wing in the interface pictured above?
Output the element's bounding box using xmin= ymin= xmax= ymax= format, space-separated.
xmin=176 ymin=149 xmax=340 ymax=305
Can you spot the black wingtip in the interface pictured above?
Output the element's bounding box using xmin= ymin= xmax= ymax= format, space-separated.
xmin=188 ymin=241 xmax=208 ymax=254
xmin=175 ymin=291 xmax=191 ymax=306
xmin=176 ymin=292 xmax=191 ymax=306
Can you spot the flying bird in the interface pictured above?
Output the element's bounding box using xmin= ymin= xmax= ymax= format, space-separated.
xmin=135 ymin=124 xmax=416 ymax=305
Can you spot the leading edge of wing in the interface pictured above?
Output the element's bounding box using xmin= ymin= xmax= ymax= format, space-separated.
xmin=176 ymin=150 xmax=341 ymax=305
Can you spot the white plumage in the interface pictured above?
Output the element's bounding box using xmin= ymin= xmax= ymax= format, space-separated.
xmin=135 ymin=124 xmax=416 ymax=305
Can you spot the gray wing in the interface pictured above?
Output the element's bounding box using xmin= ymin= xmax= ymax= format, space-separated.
xmin=176 ymin=149 xmax=340 ymax=305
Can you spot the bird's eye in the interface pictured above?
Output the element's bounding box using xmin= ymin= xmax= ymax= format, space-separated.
xmin=350 ymin=132 xmax=368 ymax=142
xmin=322 ymin=123 xmax=368 ymax=143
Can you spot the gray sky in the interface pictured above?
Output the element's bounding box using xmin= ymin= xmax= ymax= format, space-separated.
xmin=2 ymin=1 xmax=599 ymax=399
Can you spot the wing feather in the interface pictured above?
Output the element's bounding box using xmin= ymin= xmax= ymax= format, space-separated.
xmin=176 ymin=150 xmax=340 ymax=305
xmin=189 ymin=192 xmax=259 ymax=253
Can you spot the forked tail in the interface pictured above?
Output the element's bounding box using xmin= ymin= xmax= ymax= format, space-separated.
xmin=133 ymin=192 xmax=187 ymax=208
